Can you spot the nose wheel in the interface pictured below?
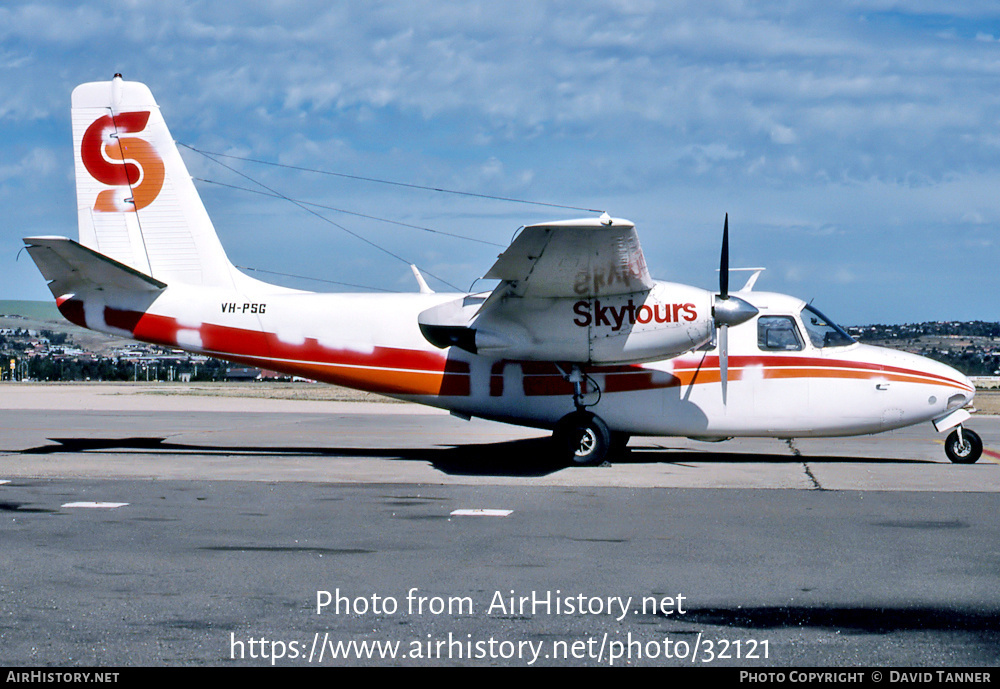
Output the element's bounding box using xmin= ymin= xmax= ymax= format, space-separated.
xmin=944 ymin=427 xmax=982 ymax=464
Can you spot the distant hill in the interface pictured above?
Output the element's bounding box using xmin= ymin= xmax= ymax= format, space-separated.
xmin=0 ymin=299 xmax=126 ymax=354
xmin=0 ymin=300 xmax=62 ymax=322
xmin=2 ymin=299 xmax=996 ymax=374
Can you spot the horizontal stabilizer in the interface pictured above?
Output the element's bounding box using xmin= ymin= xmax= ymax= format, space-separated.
xmin=23 ymin=235 xmax=167 ymax=298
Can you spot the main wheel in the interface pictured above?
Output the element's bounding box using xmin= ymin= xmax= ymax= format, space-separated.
xmin=945 ymin=428 xmax=982 ymax=464
xmin=554 ymin=412 xmax=611 ymax=466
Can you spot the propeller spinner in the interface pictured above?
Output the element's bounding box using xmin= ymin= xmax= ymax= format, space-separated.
xmin=713 ymin=214 xmax=759 ymax=403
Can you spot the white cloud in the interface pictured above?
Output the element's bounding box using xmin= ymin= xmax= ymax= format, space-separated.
xmin=1 ymin=1 xmax=999 ymax=320
xmin=770 ymin=125 xmax=797 ymax=145
xmin=0 ymin=147 xmax=59 ymax=183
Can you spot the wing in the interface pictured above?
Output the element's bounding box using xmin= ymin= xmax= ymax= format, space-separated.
xmin=420 ymin=217 xmax=714 ymax=364
xmin=484 ymin=217 xmax=653 ymax=298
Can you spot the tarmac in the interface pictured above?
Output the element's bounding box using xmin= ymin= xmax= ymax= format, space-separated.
xmin=1 ymin=383 xmax=998 ymax=667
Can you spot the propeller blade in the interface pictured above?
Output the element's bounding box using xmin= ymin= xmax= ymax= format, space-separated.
xmin=720 ymin=213 xmax=729 ymax=300
xmin=714 ymin=213 xmax=759 ymax=328
xmin=719 ymin=324 xmax=728 ymax=405
xmin=713 ymin=213 xmax=753 ymax=406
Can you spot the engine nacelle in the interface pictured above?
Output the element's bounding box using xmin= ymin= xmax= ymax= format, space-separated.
xmin=419 ymin=282 xmax=716 ymax=364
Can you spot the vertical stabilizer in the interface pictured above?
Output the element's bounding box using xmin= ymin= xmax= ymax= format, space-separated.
xmin=72 ymin=75 xmax=236 ymax=287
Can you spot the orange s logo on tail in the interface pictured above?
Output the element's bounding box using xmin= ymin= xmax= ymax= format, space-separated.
xmin=81 ymin=112 xmax=164 ymax=212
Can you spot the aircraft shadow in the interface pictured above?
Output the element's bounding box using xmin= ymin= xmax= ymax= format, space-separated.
xmin=677 ymin=605 xmax=1000 ymax=634
xmin=16 ymin=435 xmax=935 ymax=478
xmin=20 ymin=436 xmax=567 ymax=477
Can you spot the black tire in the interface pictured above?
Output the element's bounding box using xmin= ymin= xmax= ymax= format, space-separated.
xmin=609 ymin=432 xmax=631 ymax=458
xmin=554 ymin=412 xmax=611 ymax=466
xmin=945 ymin=428 xmax=982 ymax=464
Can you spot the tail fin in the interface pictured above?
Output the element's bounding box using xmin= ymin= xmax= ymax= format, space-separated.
xmin=72 ymin=75 xmax=236 ymax=288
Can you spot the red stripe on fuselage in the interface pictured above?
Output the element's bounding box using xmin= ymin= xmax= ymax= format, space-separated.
xmin=512 ymin=354 xmax=969 ymax=396
xmin=56 ymin=297 xmax=86 ymax=328
xmin=674 ymin=354 xmax=970 ymax=391
xmin=114 ymin=307 xmax=469 ymax=396
xmin=61 ymin=300 xmax=968 ymax=398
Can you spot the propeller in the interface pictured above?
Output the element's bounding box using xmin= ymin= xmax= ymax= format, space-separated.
xmin=713 ymin=213 xmax=759 ymax=404
xmin=720 ymin=213 xmax=729 ymax=300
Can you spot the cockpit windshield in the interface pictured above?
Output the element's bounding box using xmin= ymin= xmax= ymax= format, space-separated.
xmin=800 ymin=305 xmax=856 ymax=348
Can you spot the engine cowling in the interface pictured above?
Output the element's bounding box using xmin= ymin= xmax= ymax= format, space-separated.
xmin=419 ymin=282 xmax=719 ymax=364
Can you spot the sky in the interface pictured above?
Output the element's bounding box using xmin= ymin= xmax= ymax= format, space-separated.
xmin=2 ymin=0 xmax=999 ymax=324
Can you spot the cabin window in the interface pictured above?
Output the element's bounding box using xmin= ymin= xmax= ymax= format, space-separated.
xmin=800 ymin=305 xmax=856 ymax=348
xmin=757 ymin=316 xmax=804 ymax=351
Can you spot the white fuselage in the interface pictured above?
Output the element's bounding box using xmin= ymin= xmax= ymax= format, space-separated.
xmin=28 ymin=77 xmax=978 ymax=462
xmin=58 ymin=280 xmax=975 ymax=441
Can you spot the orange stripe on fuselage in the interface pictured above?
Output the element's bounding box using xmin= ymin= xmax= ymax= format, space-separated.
xmin=672 ymin=355 xmax=972 ymax=393
xmin=123 ymin=308 xmax=470 ymax=396
xmin=69 ymin=300 xmax=968 ymax=399
xmin=518 ymin=355 xmax=970 ymax=396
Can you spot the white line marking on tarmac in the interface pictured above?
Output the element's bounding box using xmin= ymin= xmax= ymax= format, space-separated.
xmin=450 ymin=508 xmax=512 ymax=517
xmin=61 ymin=502 xmax=129 ymax=509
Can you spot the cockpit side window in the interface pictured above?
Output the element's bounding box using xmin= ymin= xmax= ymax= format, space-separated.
xmin=757 ymin=316 xmax=804 ymax=351
xmin=801 ymin=305 xmax=856 ymax=348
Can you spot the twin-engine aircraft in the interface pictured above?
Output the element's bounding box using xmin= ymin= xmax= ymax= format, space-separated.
xmin=23 ymin=76 xmax=983 ymax=466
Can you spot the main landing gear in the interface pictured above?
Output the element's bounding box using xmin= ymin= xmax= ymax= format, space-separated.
xmin=553 ymin=411 xmax=614 ymax=466
xmin=553 ymin=365 xmax=627 ymax=466
xmin=944 ymin=426 xmax=983 ymax=464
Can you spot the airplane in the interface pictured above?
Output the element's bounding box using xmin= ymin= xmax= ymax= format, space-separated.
xmin=22 ymin=75 xmax=984 ymax=467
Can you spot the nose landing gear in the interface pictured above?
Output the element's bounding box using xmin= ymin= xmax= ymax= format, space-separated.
xmin=944 ymin=426 xmax=983 ymax=464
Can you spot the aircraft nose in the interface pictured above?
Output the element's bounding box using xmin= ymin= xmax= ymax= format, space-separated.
xmin=874 ymin=345 xmax=976 ymax=411
xmin=955 ymin=372 xmax=975 ymax=407
xmin=930 ymin=360 xmax=975 ymax=409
